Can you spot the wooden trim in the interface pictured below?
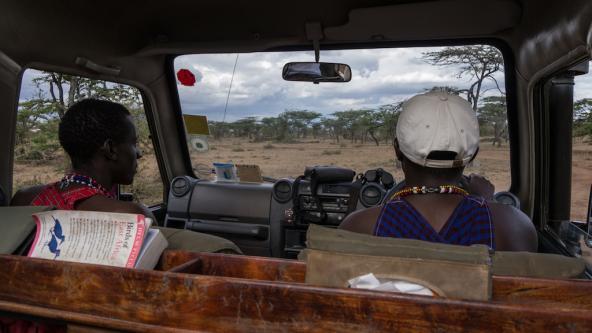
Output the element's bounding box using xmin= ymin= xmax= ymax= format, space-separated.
xmin=1 ymin=254 xmax=591 ymax=332
xmin=0 ymin=301 xmax=192 ymax=333
xmin=161 ymin=250 xmax=306 ymax=282
xmin=161 ymin=251 xmax=592 ymax=309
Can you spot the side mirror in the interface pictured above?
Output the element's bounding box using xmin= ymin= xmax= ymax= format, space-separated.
xmin=282 ymin=62 xmax=352 ymax=83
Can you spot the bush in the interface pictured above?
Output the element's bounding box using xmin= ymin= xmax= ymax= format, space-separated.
xmin=263 ymin=144 xmax=276 ymax=149
xmin=21 ymin=150 xmax=44 ymax=161
xmin=232 ymin=147 xmax=245 ymax=152
xmin=322 ymin=150 xmax=342 ymax=155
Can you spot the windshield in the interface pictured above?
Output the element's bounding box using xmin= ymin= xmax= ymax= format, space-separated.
xmin=174 ymin=45 xmax=510 ymax=189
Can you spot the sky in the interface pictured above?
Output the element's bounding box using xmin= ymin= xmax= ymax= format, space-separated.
xmin=20 ymin=46 xmax=592 ymax=123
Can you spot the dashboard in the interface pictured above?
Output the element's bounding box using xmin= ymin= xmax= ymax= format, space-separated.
xmin=164 ymin=171 xmax=520 ymax=259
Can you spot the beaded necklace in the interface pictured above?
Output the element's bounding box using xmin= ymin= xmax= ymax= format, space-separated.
xmin=59 ymin=173 xmax=114 ymax=199
xmin=390 ymin=185 xmax=468 ymax=200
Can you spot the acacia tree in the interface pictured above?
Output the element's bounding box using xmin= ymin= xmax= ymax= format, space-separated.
xmin=331 ymin=110 xmax=366 ymax=143
xmin=574 ymin=98 xmax=592 ymax=138
xmin=281 ymin=110 xmax=321 ymax=138
xmin=376 ymin=102 xmax=403 ymax=145
xmin=320 ymin=117 xmax=345 ymax=143
xmin=424 ymin=86 xmax=462 ymax=95
xmin=478 ymin=96 xmax=508 ymax=146
xmin=422 ymin=46 xmax=504 ymax=111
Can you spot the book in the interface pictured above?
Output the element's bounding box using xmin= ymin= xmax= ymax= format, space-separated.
xmin=27 ymin=210 xmax=168 ymax=269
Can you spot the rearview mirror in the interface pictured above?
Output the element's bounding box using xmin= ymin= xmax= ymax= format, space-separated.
xmin=282 ymin=62 xmax=352 ymax=83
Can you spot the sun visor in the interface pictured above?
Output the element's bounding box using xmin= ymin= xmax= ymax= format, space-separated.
xmin=324 ymin=0 xmax=521 ymax=41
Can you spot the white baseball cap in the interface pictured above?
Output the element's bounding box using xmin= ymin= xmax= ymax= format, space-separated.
xmin=396 ymin=91 xmax=479 ymax=168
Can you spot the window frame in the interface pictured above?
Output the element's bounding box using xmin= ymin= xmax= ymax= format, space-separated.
xmin=10 ymin=67 xmax=168 ymax=207
xmin=533 ymin=57 xmax=591 ymax=257
xmin=167 ymin=38 xmax=520 ymax=192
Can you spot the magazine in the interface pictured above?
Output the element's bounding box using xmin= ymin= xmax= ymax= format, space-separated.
xmin=27 ymin=210 xmax=168 ymax=269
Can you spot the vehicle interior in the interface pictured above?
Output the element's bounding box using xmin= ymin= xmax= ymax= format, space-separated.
xmin=1 ymin=0 xmax=592 ymax=266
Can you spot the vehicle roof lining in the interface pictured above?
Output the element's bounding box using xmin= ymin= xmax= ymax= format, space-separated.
xmin=0 ymin=0 xmax=590 ymax=87
xmin=511 ymin=1 xmax=592 ymax=81
xmin=324 ymin=0 xmax=521 ymax=41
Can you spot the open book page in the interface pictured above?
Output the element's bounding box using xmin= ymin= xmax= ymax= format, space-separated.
xmin=28 ymin=210 xmax=146 ymax=268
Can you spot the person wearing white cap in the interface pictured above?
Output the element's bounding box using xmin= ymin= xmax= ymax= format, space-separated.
xmin=340 ymin=91 xmax=537 ymax=251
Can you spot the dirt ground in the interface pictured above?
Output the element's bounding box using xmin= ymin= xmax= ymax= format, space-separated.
xmin=12 ymin=138 xmax=592 ymax=221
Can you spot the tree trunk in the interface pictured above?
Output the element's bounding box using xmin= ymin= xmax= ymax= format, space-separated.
xmin=68 ymin=77 xmax=79 ymax=108
xmin=368 ymin=129 xmax=380 ymax=146
xmin=50 ymin=74 xmax=66 ymax=118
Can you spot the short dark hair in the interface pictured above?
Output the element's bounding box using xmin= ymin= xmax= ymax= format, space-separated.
xmin=59 ymin=99 xmax=131 ymax=164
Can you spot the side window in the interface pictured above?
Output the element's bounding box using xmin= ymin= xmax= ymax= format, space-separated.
xmin=572 ymin=61 xmax=592 ymax=223
xmin=13 ymin=69 xmax=163 ymax=206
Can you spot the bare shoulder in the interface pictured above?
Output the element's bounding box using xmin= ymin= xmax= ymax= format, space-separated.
xmin=77 ymin=195 xmax=156 ymax=221
xmin=488 ymin=201 xmax=538 ymax=252
xmin=339 ymin=206 xmax=382 ymax=234
xmin=10 ymin=185 xmax=46 ymax=206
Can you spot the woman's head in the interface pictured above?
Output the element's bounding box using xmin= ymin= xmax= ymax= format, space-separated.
xmin=59 ymin=99 xmax=140 ymax=185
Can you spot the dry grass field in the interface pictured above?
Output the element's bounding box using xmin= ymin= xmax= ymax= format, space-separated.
xmin=12 ymin=138 xmax=592 ymax=221
xmin=194 ymin=138 xmax=512 ymax=186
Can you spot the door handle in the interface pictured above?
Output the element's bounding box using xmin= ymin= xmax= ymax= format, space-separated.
xmin=186 ymin=220 xmax=268 ymax=240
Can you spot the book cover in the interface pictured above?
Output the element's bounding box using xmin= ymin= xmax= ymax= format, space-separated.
xmin=27 ymin=210 xmax=165 ymax=269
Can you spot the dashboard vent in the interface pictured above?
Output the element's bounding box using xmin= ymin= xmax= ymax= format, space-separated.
xmin=360 ymin=183 xmax=384 ymax=207
xmin=273 ymin=179 xmax=293 ymax=203
xmin=171 ymin=176 xmax=191 ymax=197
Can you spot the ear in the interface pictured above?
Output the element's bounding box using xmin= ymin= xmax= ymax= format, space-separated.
xmin=100 ymin=139 xmax=118 ymax=161
xmin=468 ymin=147 xmax=479 ymax=164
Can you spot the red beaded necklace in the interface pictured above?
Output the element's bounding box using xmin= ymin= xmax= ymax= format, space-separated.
xmin=390 ymin=185 xmax=468 ymax=200
xmin=59 ymin=173 xmax=114 ymax=199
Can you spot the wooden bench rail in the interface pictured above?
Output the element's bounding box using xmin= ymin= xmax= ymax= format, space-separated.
xmin=1 ymin=254 xmax=591 ymax=332
xmin=161 ymin=250 xmax=592 ymax=309
xmin=160 ymin=250 xmax=307 ymax=282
